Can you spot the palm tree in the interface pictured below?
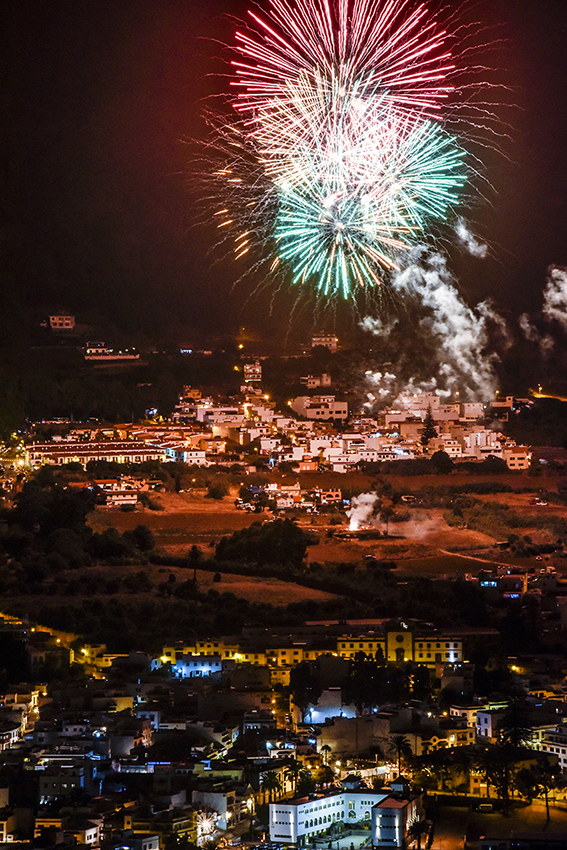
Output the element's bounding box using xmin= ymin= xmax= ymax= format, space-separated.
xmin=320 ymin=744 xmax=332 ymax=766
xmin=315 ymin=764 xmax=335 ymax=789
xmin=452 ymin=748 xmax=474 ymax=796
xmin=261 ymin=771 xmax=282 ymax=804
xmin=296 ymin=768 xmax=315 ymax=797
xmin=388 ymin=734 xmax=412 ymax=777
xmin=284 ymin=760 xmax=302 ymax=795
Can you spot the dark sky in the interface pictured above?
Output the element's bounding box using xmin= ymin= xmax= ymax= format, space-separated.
xmin=2 ymin=0 xmax=567 ymax=346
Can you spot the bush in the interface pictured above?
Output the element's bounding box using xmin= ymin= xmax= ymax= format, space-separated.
xmin=138 ymin=492 xmax=164 ymax=511
xmin=206 ymin=483 xmax=228 ymax=500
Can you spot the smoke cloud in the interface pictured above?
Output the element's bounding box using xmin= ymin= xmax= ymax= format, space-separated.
xmin=362 ymin=248 xmax=502 ymax=406
xmin=518 ymin=265 xmax=567 ymax=355
xmin=347 ymin=492 xmax=378 ymax=531
xmin=542 ymin=265 xmax=567 ymax=331
xmin=454 ymin=218 xmax=488 ymax=259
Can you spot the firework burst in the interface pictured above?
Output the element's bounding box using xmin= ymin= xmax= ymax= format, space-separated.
xmin=206 ymin=0 xmax=477 ymax=303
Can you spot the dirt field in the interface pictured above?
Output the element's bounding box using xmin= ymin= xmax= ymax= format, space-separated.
xmin=87 ymin=480 xmax=567 ymax=580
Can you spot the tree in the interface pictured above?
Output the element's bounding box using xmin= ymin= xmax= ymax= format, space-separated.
xmin=431 ymin=450 xmax=453 ymax=474
xmin=216 ymin=519 xmax=309 ymax=567
xmin=189 ymin=544 xmax=203 ymax=583
xmin=515 ymin=755 xmax=565 ymax=820
xmin=388 ymin=735 xmax=412 ymax=777
xmin=320 ymin=744 xmax=332 ymax=766
xmin=314 ymin=765 xmax=335 ymax=789
xmin=284 ymin=760 xmax=302 ymax=794
xmin=124 ymin=524 xmax=155 ymax=552
xmin=420 ymin=406 xmax=438 ymax=448
xmin=296 ymin=769 xmax=315 ymax=797
xmin=379 ymin=503 xmax=395 ymax=536
xmin=206 ymin=483 xmax=228 ymax=500
xmin=289 ymin=661 xmax=322 ymax=720
xmin=261 ymin=771 xmax=282 ymax=803
xmin=417 ymin=747 xmax=453 ymax=792
xmin=500 ymin=695 xmax=534 ymax=749
xmin=408 ymin=820 xmax=428 ymax=850
xmin=479 ymin=744 xmax=518 ymax=811
xmin=452 ymin=747 xmax=475 ymax=795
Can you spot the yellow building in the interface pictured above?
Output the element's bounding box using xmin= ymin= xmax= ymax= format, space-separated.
xmin=337 ymin=626 xmax=463 ymax=669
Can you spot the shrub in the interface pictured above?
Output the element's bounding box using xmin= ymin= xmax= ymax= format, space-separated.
xmin=206 ymin=483 xmax=228 ymax=500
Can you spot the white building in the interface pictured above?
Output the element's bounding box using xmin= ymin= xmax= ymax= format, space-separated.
xmin=290 ymin=396 xmax=348 ymax=421
xmin=372 ymin=790 xmax=422 ymax=848
xmin=502 ymin=445 xmax=532 ymax=470
xmin=269 ymin=788 xmax=387 ymax=845
xmin=173 ymin=655 xmax=223 ymax=679
xmin=269 ymin=779 xmax=422 ymax=848
xmin=536 ymin=723 xmax=567 ymax=773
xmin=163 ymin=445 xmax=209 ymax=465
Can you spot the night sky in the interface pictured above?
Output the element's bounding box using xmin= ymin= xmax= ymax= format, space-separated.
xmin=2 ymin=0 xmax=567 ymax=349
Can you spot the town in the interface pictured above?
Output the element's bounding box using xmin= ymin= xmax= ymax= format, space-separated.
xmin=0 ymin=328 xmax=567 ymax=849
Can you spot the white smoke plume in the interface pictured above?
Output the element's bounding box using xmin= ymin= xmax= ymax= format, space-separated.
xmin=364 ymin=372 xmax=448 ymax=408
xmin=360 ymin=316 xmax=399 ymax=336
xmin=477 ymin=300 xmax=512 ymax=350
xmin=454 ymin=218 xmax=488 ymax=259
xmin=347 ymin=492 xmax=378 ymax=531
xmin=517 ymin=265 xmax=567 ymax=355
xmin=542 ymin=265 xmax=567 ymax=331
xmin=518 ymin=312 xmax=554 ymax=356
xmin=363 ymin=370 xmax=398 ymax=406
xmin=519 ymin=312 xmax=540 ymax=343
xmin=368 ymin=249 xmax=500 ymax=401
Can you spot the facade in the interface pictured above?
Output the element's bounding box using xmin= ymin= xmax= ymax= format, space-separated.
xmin=27 ymin=440 xmax=167 ymax=467
xmin=537 ymin=724 xmax=567 ymax=772
xmin=502 ymin=445 xmax=532 ymax=470
xmin=372 ymin=792 xmax=423 ymax=848
xmin=244 ymin=361 xmax=262 ymax=382
xmin=337 ymin=627 xmax=463 ymax=669
xmin=290 ymin=396 xmax=349 ymax=421
xmin=269 ymin=788 xmax=387 ymax=845
xmin=49 ymin=313 xmax=75 ymax=330
xmin=105 ymin=490 xmax=139 ymax=508
xmin=173 ymin=655 xmax=223 ymax=679
xmin=162 ymin=445 xmax=209 ymax=465
xmin=269 ymin=782 xmax=422 ymax=848
xmin=311 ymin=334 xmax=338 ymax=352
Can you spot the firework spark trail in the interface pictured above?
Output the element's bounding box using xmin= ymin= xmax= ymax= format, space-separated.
xmin=203 ymin=0 xmax=506 ymax=307
xmin=232 ymin=0 xmax=456 ymax=120
xmin=269 ymin=109 xmax=466 ymax=299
